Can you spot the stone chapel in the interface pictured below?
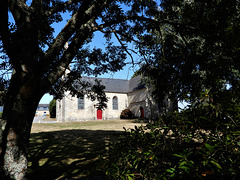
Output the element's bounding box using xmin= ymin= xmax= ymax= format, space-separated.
xmin=56 ymin=76 xmax=176 ymax=122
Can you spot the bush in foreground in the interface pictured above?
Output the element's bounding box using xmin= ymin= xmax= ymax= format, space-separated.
xmin=102 ymin=94 xmax=240 ymax=179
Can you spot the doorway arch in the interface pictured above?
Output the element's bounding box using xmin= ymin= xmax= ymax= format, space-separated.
xmin=140 ymin=106 xmax=144 ymax=119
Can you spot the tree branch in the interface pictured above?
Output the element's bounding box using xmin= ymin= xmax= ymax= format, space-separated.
xmin=44 ymin=0 xmax=111 ymax=61
xmin=42 ymin=20 xmax=96 ymax=89
xmin=45 ymin=0 xmax=83 ymax=17
xmin=97 ymin=28 xmax=142 ymax=45
xmin=113 ymin=31 xmax=135 ymax=65
xmin=0 ymin=0 xmax=14 ymax=61
xmin=95 ymin=14 xmax=196 ymax=34
xmin=42 ymin=0 xmax=113 ymax=74
xmin=7 ymin=0 xmax=30 ymax=26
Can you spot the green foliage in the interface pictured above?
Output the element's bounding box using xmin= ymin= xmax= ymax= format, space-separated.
xmin=0 ymin=0 xmax=161 ymax=178
xmin=103 ymin=125 xmax=172 ymax=179
xmin=102 ymin=92 xmax=240 ymax=179
xmin=0 ymin=0 xmax=161 ymax=110
xmin=120 ymin=109 xmax=133 ymax=119
xmin=138 ymin=0 xmax=240 ymax=103
xmin=102 ymin=1 xmax=240 ymax=179
xmin=0 ymin=111 xmax=2 ymax=119
xmin=131 ymin=69 xmax=142 ymax=79
xmin=49 ymin=99 xmax=56 ymax=118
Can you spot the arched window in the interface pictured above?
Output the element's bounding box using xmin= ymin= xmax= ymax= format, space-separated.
xmin=78 ymin=97 xmax=84 ymax=109
xmin=112 ymin=96 xmax=118 ymax=110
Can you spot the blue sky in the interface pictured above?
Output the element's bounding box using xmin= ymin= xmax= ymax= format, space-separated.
xmin=1 ymin=7 xmax=139 ymax=104
xmin=4 ymin=1 xmax=185 ymax=110
xmin=40 ymin=15 xmax=139 ymax=104
xmin=0 ymin=6 xmax=139 ymax=104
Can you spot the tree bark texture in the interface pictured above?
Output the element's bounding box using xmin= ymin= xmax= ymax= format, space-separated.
xmin=0 ymin=73 xmax=44 ymax=179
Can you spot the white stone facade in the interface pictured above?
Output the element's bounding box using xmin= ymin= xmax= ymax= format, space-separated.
xmin=57 ymin=91 xmax=128 ymax=122
xmin=127 ymin=88 xmax=146 ymax=118
xmin=56 ymin=76 xmax=176 ymax=122
xmin=36 ymin=104 xmax=50 ymax=116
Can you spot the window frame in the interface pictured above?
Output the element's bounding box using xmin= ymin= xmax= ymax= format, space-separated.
xmin=112 ymin=96 xmax=118 ymax=110
xmin=78 ymin=97 xmax=85 ymax=110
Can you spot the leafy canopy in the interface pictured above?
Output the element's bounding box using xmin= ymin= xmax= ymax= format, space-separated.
xmin=137 ymin=0 xmax=240 ymax=104
xmin=0 ymin=0 xmax=160 ymax=107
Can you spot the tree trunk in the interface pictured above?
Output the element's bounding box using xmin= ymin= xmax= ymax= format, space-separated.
xmin=0 ymin=74 xmax=44 ymax=179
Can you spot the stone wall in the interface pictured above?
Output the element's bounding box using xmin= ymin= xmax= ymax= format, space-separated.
xmin=128 ymin=88 xmax=147 ymax=118
xmin=55 ymin=76 xmax=176 ymax=122
xmin=128 ymin=87 xmax=162 ymax=119
xmin=56 ymin=91 xmax=128 ymax=122
xmin=103 ymin=92 xmax=128 ymax=120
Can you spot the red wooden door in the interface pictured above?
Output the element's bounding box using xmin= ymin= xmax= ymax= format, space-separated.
xmin=140 ymin=107 xmax=144 ymax=119
xmin=97 ymin=109 xmax=102 ymax=120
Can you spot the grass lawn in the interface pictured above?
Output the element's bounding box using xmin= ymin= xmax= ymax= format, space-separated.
xmin=27 ymin=119 xmax=144 ymax=180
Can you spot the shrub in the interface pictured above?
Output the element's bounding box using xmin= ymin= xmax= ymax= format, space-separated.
xmin=49 ymin=99 xmax=56 ymax=118
xmin=102 ymin=93 xmax=240 ymax=179
xmin=103 ymin=125 xmax=181 ymax=179
xmin=120 ymin=109 xmax=133 ymax=119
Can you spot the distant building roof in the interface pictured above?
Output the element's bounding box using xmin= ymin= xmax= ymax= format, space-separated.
xmin=81 ymin=76 xmax=145 ymax=93
xmin=38 ymin=104 xmax=49 ymax=107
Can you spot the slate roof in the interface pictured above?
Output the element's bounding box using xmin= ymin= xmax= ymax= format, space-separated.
xmin=37 ymin=104 xmax=49 ymax=111
xmin=128 ymin=76 xmax=145 ymax=92
xmin=82 ymin=76 xmax=145 ymax=93
xmin=37 ymin=104 xmax=49 ymax=108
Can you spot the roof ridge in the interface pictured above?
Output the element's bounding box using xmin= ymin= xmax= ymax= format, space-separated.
xmin=81 ymin=75 xmax=144 ymax=93
xmin=82 ymin=76 xmax=129 ymax=81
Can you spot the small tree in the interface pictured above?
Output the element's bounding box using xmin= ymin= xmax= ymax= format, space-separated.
xmin=49 ymin=99 xmax=56 ymax=118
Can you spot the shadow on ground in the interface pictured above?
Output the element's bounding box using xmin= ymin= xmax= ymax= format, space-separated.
xmin=27 ymin=129 xmax=123 ymax=180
